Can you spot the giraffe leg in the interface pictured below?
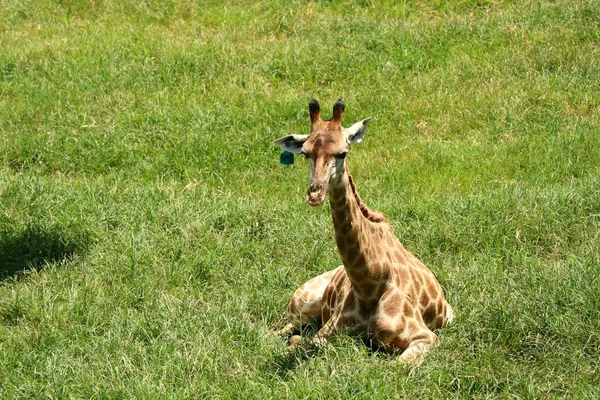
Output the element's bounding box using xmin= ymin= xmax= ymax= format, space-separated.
xmin=400 ymin=329 xmax=437 ymax=363
xmin=286 ymin=315 xmax=332 ymax=351
xmin=310 ymin=317 xmax=338 ymax=349
xmin=275 ymin=266 xmax=342 ymax=337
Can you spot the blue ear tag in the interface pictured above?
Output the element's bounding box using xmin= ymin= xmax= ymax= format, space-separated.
xmin=280 ymin=151 xmax=294 ymax=165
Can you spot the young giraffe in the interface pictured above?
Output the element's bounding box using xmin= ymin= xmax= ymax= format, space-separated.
xmin=274 ymin=99 xmax=454 ymax=361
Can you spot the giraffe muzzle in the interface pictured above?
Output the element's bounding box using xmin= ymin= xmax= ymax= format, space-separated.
xmin=306 ymin=182 xmax=327 ymax=207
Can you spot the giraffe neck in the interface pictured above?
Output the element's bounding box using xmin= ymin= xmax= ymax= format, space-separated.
xmin=328 ymin=166 xmax=391 ymax=300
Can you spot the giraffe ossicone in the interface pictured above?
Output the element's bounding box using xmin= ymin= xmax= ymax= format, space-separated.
xmin=274 ymin=100 xmax=454 ymax=362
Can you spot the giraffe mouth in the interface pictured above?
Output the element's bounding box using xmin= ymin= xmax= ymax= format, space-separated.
xmin=306 ymin=193 xmax=326 ymax=207
xmin=306 ymin=182 xmax=328 ymax=206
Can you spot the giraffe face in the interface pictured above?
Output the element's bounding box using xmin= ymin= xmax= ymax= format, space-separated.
xmin=275 ymin=100 xmax=371 ymax=207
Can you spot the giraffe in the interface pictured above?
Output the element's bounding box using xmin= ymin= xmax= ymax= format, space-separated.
xmin=274 ymin=99 xmax=454 ymax=362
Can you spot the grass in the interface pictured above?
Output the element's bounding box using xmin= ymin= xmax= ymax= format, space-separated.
xmin=1 ymin=0 xmax=599 ymax=398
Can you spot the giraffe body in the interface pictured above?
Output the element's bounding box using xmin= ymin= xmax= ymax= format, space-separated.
xmin=274 ymin=100 xmax=453 ymax=361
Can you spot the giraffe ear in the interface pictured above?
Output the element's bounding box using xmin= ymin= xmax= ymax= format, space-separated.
xmin=274 ymin=134 xmax=309 ymax=154
xmin=345 ymin=118 xmax=371 ymax=144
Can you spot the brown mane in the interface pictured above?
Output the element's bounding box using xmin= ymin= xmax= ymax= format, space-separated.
xmin=347 ymin=173 xmax=387 ymax=223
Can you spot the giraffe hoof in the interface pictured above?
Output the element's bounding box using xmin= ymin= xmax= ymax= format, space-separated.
xmin=274 ymin=323 xmax=296 ymax=337
xmin=285 ymin=335 xmax=305 ymax=353
xmin=290 ymin=335 xmax=302 ymax=347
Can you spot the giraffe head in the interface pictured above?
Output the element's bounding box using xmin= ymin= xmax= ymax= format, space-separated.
xmin=275 ymin=99 xmax=371 ymax=206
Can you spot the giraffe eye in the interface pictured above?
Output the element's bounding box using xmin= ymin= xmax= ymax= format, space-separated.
xmin=336 ymin=152 xmax=348 ymax=160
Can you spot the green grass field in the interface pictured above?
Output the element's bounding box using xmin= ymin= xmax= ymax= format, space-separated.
xmin=1 ymin=0 xmax=599 ymax=398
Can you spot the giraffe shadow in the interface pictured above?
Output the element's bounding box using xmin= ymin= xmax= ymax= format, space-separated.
xmin=265 ymin=325 xmax=323 ymax=378
xmin=266 ymin=325 xmax=386 ymax=378
xmin=266 ymin=328 xmax=401 ymax=378
xmin=0 ymin=224 xmax=90 ymax=282
xmin=267 ymin=343 xmax=323 ymax=379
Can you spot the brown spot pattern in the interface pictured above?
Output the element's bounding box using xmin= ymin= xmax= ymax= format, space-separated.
xmin=382 ymin=293 xmax=402 ymax=316
xmin=423 ymin=305 xmax=437 ymax=326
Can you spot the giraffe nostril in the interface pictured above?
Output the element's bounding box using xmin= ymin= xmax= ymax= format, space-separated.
xmin=306 ymin=182 xmax=327 ymax=207
xmin=309 ymin=183 xmax=323 ymax=194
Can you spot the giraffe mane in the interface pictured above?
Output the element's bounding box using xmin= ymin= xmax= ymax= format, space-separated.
xmin=346 ymin=173 xmax=387 ymax=223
